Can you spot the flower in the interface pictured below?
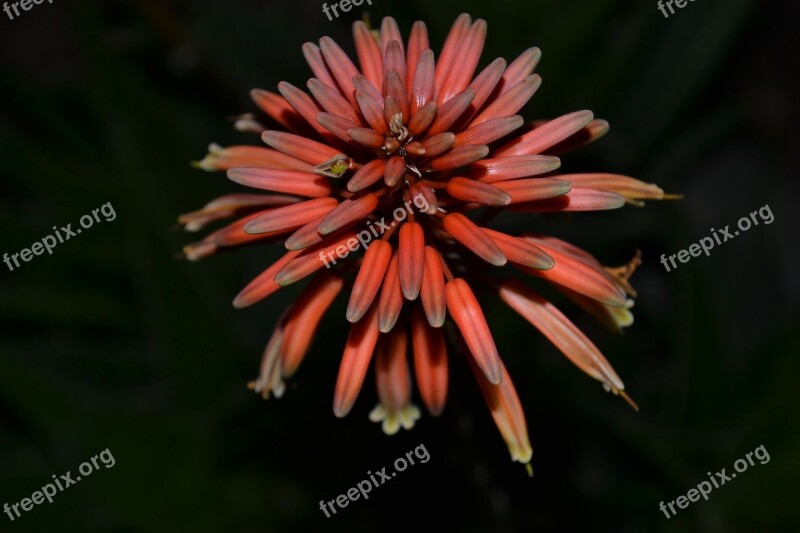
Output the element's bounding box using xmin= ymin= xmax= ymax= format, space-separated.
xmin=180 ymin=13 xmax=669 ymax=471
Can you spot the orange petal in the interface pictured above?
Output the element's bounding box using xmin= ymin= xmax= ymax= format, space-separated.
xmin=378 ymin=252 xmax=404 ymax=333
xmin=509 ymin=188 xmax=625 ymax=212
xmin=276 ymin=82 xmax=331 ymax=139
xmin=408 ymin=101 xmax=437 ymax=136
xmin=428 ymin=88 xmax=475 ymax=135
xmin=193 ymin=144 xmax=313 ymax=173
xmin=446 ymin=278 xmax=502 ymax=385
xmin=406 ymin=21 xmax=430 ymax=95
xmin=179 ymin=193 xmax=298 ymax=232
xmin=353 ymin=20 xmax=384 ymax=90
xmin=439 ymin=19 xmax=487 ymax=104
xmin=385 ymin=70 xmax=409 ymax=123
xmin=408 ymin=182 xmax=438 ymax=215
xmin=410 ymin=49 xmax=435 ymax=115
xmin=249 ymin=89 xmax=307 ymax=134
xmin=455 ymin=115 xmax=524 ymax=146
xmin=380 ymin=17 xmax=404 ymax=57
xmin=384 ymin=155 xmax=407 ymax=186
xmin=399 ymin=221 xmax=425 ymax=300
xmin=374 ymin=326 xmax=411 ymax=413
xmin=518 ymin=238 xmax=627 ymax=307
xmin=430 ymin=144 xmax=490 ymax=171
xmin=442 ymin=213 xmax=506 ymax=266
xmin=347 ymin=240 xmax=393 ymax=323
xmin=420 ymin=246 xmax=446 ymax=327
xmin=493 ymin=178 xmax=571 ymax=204
xmin=227 ymin=167 xmax=332 ymax=197
xmin=384 ymin=40 xmax=407 ymax=88
xmin=348 ymin=127 xmax=385 ymax=149
xmin=453 ymin=57 xmax=506 ymax=130
xmin=470 ymin=75 xmax=541 ymax=126
xmin=434 ymin=13 xmax=472 ymax=104
xmin=319 ymin=36 xmax=360 ymax=107
xmin=468 ymin=357 xmax=532 ymax=465
xmin=498 ymin=47 xmax=541 ymax=94
xmin=249 ymin=322 xmax=285 ymax=400
xmin=333 ymin=301 xmax=381 ymax=417
xmin=284 ymin=214 xmax=328 ymax=250
xmin=302 ymin=42 xmax=337 ymax=92
xmin=482 ymin=228 xmax=554 ymax=270
xmin=281 ymin=273 xmax=344 ymax=376
xmin=308 ymin=78 xmax=362 ymax=125
xmin=471 ymin=154 xmax=561 ymax=183
xmin=499 ymin=279 xmax=625 ymax=392
xmin=446 ymin=177 xmax=511 ymax=206
xmin=274 ymin=232 xmax=358 ymax=287
xmin=355 ymin=90 xmax=388 ymax=134
xmin=494 ymin=110 xmax=594 ymax=157
xmin=232 ymin=250 xmax=302 ymax=308
xmin=347 ymin=159 xmax=386 ymax=192
xmin=261 ymin=130 xmax=342 ymax=165
xmin=316 ymin=112 xmax=360 ymax=143
xmin=183 ymin=210 xmax=291 ymax=260
xmin=545 ymin=119 xmax=610 ymax=156
xmin=421 ymin=132 xmax=456 ymax=158
xmin=244 ymin=197 xmax=339 ymax=234
xmin=318 ymin=193 xmax=379 ymax=235
xmin=557 ymin=173 xmax=666 ymax=204
xmin=411 ymin=306 xmax=448 ymax=415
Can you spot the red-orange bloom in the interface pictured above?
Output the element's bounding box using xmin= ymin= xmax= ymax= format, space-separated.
xmin=181 ymin=14 xmax=669 ymax=470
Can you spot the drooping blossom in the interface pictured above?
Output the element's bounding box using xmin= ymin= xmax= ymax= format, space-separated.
xmin=180 ymin=14 xmax=668 ymax=470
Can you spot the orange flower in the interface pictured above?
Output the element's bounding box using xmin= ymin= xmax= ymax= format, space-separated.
xmin=181 ymin=14 xmax=669 ymax=470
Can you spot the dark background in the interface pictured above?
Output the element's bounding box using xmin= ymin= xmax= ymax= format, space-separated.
xmin=1 ymin=0 xmax=798 ymax=531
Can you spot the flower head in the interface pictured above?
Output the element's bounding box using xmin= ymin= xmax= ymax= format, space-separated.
xmin=180 ymin=14 xmax=668 ymax=470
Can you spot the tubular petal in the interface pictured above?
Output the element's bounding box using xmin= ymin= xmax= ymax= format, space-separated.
xmin=446 ymin=177 xmax=512 ymax=206
xmin=274 ymin=232 xmax=358 ymax=286
xmin=194 ymin=144 xmax=314 ymax=173
xmin=446 ymin=278 xmax=502 ymax=385
xmin=410 ymin=49 xmax=435 ymax=114
xmin=281 ymin=273 xmax=344 ymax=376
xmin=347 ymin=240 xmax=393 ymax=323
xmin=435 ymin=13 xmax=472 ymax=104
xmin=493 ymin=178 xmax=571 ymax=204
xmin=353 ymin=21 xmax=384 ymax=89
xmin=384 ymin=155 xmax=407 ymax=186
xmin=499 ymin=279 xmax=625 ymax=392
xmin=499 ymin=47 xmax=541 ymax=93
xmin=347 ymin=159 xmax=386 ymax=192
xmin=308 ymin=78 xmax=362 ymax=124
xmin=470 ymin=75 xmax=541 ymax=126
xmin=518 ymin=238 xmax=627 ymax=307
xmin=494 ymin=110 xmax=594 ymax=157
xmin=428 ymin=88 xmax=475 ymax=135
xmin=378 ymin=252 xmax=404 ymax=333
xmin=318 ymin=193 xmax=379 ymax=235
xmin=406 ymin=21 xmax=430 ymax=95
xmin=227 ymin=167 xmax=332 ymax=197
xmin=455 ymin=116 xmax=525 ymax=146
xmin=482 ymin=228 xmax=554 ymax=270
xmin=333 ymin=301 xmax=381 ymax=417
xmin=399 ymin=221 xmax=425 ymax=300
xmin=443 ymin=213 xmax=507 ymax=266
xmin=233 ymin=250 xmax=302 ymax=308
xmin=440 ymin=19 xmax=487 ymax=104
xmin=261 ymin=130 xmax=342 ymax=165
xmin=469 ymin=357 xmax=533 ymax=464
xmin=420 ymin=246 xmax=447 ymax=327
xmin=411 ymin=306 xmax=448 ymax=415
xmin=319 ymin=36 xmax=361 ymax=107
xmin=509 ymin=188 xmax=626 ymax=212
xmin=244 ymin=197 xmax=339 ymax=234
xmin=355 ymin=90 xmax=388 ymax=134
xmin=430 ymin=144 xmax=490 ymax=170
xmin=369 ymin=327 xmax=421 ymax=435
xmin=472 ymin=154 xmax=561 ymax=183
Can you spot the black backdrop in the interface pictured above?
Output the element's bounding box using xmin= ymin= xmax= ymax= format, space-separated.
xmin=1 ymin=0 xmax=798 ymax=531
